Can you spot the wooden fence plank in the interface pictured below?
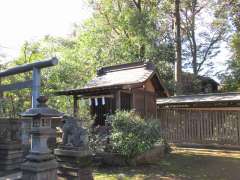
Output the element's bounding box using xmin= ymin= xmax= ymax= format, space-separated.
xmin=237 ymin=112 xmax=240 ymax=145
xmin=157 ymin=107 xmax=240 ymax=147
xmin=234 ymin=112 xmax=238 ymax=144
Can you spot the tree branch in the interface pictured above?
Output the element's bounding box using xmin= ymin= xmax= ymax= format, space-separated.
xmin=102 ymin=12 xmax=120 ymax=35
xmin=132 ymin=0 xmax=141 ymax=11
xmin=197 ymin=32 xmax=223 ymax=73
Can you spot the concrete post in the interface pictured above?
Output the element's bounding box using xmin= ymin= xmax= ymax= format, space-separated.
xmin=32 ymin=68 xmax=41 ymax=108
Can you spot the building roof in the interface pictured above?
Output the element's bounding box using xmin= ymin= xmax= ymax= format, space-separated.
xmin=157 ymin=92 xmax=240 ymax=105
xmin=85 ymin=62 xmax=154 ymax=89
xmin=180 ymin=72 xmax=219 ymax=95
xmin=56 ymin=61 xmax=169 ymax=96
xmin=182 ymin=72 xmax=219 ymax=85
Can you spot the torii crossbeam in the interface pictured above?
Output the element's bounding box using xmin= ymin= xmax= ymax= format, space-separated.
xmin=0 ymin=57 xmax=58 ymax=108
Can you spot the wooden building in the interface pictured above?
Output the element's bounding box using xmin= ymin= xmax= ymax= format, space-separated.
xmin=181 ymin=73 xmax=219 ymax=95
xmin=56 ymin=62 xmax=169 ymax=125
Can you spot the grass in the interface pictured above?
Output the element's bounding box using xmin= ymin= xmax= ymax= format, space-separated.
xmin=93 ymin=147 xmax=240 ymax=180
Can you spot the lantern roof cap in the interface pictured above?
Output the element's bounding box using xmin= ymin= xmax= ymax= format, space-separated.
xmin=20 ymin=96 xmax=64 ymax=117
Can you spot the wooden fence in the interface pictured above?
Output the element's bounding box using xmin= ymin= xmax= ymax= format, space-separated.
xmin=157 ymin=108 xmax=240 ymax=146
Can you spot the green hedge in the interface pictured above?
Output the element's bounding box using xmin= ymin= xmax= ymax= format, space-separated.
xmin=108 ymin=110 xmax=162 ymax=158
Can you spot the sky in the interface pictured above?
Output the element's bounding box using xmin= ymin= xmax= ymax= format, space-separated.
xmin=0 ymin=0 xmax=231 ymax=81
xmin=0 ymin=0 xmax=92 ymax=62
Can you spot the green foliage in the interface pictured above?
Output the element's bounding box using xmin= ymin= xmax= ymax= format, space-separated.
xmin=221 ymin=33 xmax=240 ymax=91
xmin=231 ymin=33 xmax=240 ymax=63
xmin=84 ymin=0 xmax=175 ymax=89
xmin=109 ymin=110 xmax=162 ymax=158
xmin=0 ymin=36 xmax=97 ymax=117
xmin=216 ymin=0 xmax=240 ymax=91
xmin=0 ymin=0 xmax=175 ymax=116
xmin=87 ymin=0 xmax=174 ymax=63
xmin=89 ymin=125 xmax=110 ymax=153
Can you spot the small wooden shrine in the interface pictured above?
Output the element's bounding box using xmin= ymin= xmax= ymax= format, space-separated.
xmin=56 ymin=61 xmax=169 ymax=126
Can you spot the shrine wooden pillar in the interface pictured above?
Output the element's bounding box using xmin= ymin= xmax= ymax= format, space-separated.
xmin=73 ymin=95 xmax=79 ymax=117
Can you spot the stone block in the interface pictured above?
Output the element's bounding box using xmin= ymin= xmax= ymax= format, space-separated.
xmin=54 ymin=148 xmax=93 ymax=180
xmin=0 ymin=143 xmax=23 ymax=171
xmin=21 ymin=159 xmax=58 ymax=180
xmin=134 ymin=144 xmax=166 ymax=165
xmin=92 ymin=152 xmax=127 ymax=167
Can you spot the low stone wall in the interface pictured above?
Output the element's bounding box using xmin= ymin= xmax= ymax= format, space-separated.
xmin=0 ymin=118 xmax=22 ymax=143
xmin=92 ymin=152 xmax=128 ymax=167
xmin=0 ymin=118 xmax=23 ymax=171
xmin=0 ymin=117 xmax=62 ymax=155
xmin=0 ymin=117 xmax=62 ymax=172
xmin=21 ymin=118 xmax=31 ymax=155
xmin=133 ymin=144 xmax=166 ymax=165
xmin=92 ymin=144 xmax=167 ymax=167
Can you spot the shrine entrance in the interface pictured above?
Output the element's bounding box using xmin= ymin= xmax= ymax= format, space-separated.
xmin=0 ymin=57 xmax=58 ymax=108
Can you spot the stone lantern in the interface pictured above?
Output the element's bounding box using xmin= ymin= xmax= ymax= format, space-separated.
xmin=20 ymin=96 xmax=63 ymax=180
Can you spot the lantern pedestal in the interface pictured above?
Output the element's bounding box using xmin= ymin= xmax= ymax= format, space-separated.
xmin=21 ymin=159 xmax=58 ymax=180
xmin=20 ymin=96 xmax=63 ymax=180
xmin=21 ymin=128 xmax=58 ymax=180
xmin=55 ymin=147 xmax=93 ymax=180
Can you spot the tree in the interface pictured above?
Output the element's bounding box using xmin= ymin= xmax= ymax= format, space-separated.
xmin=84 ymin=0 xmax=176 ymax=91
xmin=173 ymin=0 xmax=183 ymax=95
xmin=0 ymin=41 xmax=46 ymax=116
xmin=181 ymin=0 xmax=228 ymax=76
xmin=86 ymin=0 xmax=174 ymax=62
xmin=220 ymin=0 xmax=240 ymax=91
xmin=7 ymin=0 xmax=230 ymax=115
xmin=0 ymin=36 xmax=95 ymax=115
xmin=0 ymin=0 xmax=176 ymax=115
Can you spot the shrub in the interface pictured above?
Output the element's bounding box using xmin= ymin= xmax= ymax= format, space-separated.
xmin=108 ymin=110 xmax=162 ymax=158
xmin=89 ymin=125 xmax=111 ymax=153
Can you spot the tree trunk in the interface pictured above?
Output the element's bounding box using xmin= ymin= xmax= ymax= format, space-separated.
xmin=174 ymin=0 xmax=182 ymax=95
xmin=0 ymin=65 xmax=3 ymax=98
xmin=139 ymin=44 xmax=145 ymax=59
xmin=0 ymin=78 xmax=2 ymax=98
xmin=191 ymin=0 xmax=198 ymax=76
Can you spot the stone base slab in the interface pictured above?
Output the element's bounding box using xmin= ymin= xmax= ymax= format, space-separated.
xmin=0 ymin=143 xmax=23 ymax=171
xmin=0 ymin=143 xmax=22 ymax=150
xmin=26 ymin=152 xmax=55 ymax=162
xmin=0 ymin=163 xmax=22 ymax=171
xmin=57 ymin=166 xmax=93 ymax=180
xmin=54 ymin=148 xmax=93 ymax=180
xmin=21 ymin=159 xmax=58 ymax=172
xmin=0 ymin=150 xmax=23 ymax=159
xmin=21 ymin=159 xmax=58 ymax=180
xmin=54 ymin=148 xmax=91 ymax=157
